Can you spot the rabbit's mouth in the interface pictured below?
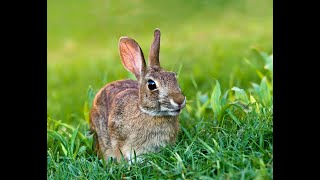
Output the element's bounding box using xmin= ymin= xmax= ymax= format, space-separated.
xmin=139 ymin=105 xmax=179 ymax=116
xmin=164 ymin=110 xmax=180 ymax=116
xmin=157 ymin=107 xmax=182 ymax=116
xmin=164 ymin=108 xmax=182 ymax=116
xmin=174 ymin=109 xmax=181 ymax=113
xmin=172 ymin=108 xmax=181 ymax=113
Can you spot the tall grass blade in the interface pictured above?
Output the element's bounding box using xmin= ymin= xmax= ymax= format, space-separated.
xmin=211 ymin=80 xmax=222 ymax=120
xmin=70 ymin=125 xmax=80 ymax=159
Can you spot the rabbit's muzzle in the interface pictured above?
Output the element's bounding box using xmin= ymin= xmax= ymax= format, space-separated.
xmin=169 ymin=93 xmax=186 ymax=111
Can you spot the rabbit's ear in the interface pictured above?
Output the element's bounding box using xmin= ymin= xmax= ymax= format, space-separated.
xmin=148 ymin=28 xmax=161 ymax=67
xmin=119 ymin=37 xmax=146 ymax=80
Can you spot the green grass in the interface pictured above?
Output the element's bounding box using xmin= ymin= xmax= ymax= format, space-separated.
xmin=48 ymin=0 xmax=273 ymax=179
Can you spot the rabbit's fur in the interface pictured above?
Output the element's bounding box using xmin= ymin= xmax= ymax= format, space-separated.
xmin=89 ymin=28 xmax=186 ymax=162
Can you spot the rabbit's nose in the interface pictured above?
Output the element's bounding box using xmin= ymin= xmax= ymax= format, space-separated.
xmin=170 ymin=94 xmax=186 ymax=108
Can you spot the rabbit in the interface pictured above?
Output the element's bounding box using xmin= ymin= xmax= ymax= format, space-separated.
xmin=89 ymin=28 xmax=186 ymax=163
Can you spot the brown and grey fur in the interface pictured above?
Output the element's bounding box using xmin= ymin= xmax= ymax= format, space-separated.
xmin=89 ymin=28 xmax=186 ymax=162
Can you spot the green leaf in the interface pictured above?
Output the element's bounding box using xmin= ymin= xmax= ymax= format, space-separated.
xmin=48 ymin=130 xmax=70 ymax=156
xmin=221 ymin=90 xmax=230 ymax=106
xmin=228 ymin=111 xmax=241 ymax=126
xmin=149 ymin=161 xmax=167 ymax=176
xmin=199 ymin=93 xmax=209 ymax=104
xmin=48 ymin=130 xmax=68 ymax=150
xmin=78 ymin=146 xmax=86 ymax=155
xmin=251 ymin=82 xmax=260 ymax=92
xmin=211 ymin=80 xmax=222 ymax=120
xmin=256 ymin=70 xmax=265 ymax=80
xmin=250 ymin=94 xmax=260 ymax=113
xmin=219 ymin=103 xmax=233 ymax=121
xmin=243 ymin=57 xmax=257 ymax=69
xmin=87 ymin=85 xmax=95 ymax=109
xmin=50 ymin=119 xmax=75 ymax=131
xmin=83 ymin=133 xmax=94 ymax=152
xmin=260 ymin=77 xmax=272 ymax=106
xmin=180 ymin=126 xmax=192 ymax=140
xmin=83 ymin=101 xmax=89 ymax=123
xmin=70 ymin=125 xmax=80 ymax=159
xmin=249 ymin=94 xmax=256 ymax=103
xmin=196 ymin=92 xmax=210 ymax=119
xmin=176 ymin=64 xmax=183 ymax=78
xmin=173 ymin=152 xmax=186 ymax=173
xmin=198 ymin=138 xmax=215 ymax=154
xmin=212 ymin=138 xmax=219 ymax=149
xmin=60 ymin=143 xmax=68 ymax=156
xmin=191 ymin=75 xmax=198 ymax=90
xmin=260 ymin=52 xmax=273 ymax=73
xmin=49 ymin=120 xmax=87 ymax=141
xmin=231 ymin=86 xmax=249 ymax=104
xmin=231 ymin=101 xmax=252 ymax=113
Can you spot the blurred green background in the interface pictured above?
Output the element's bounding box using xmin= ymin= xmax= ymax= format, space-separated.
xmin=47 ymin=0 xmax=272 ymax=125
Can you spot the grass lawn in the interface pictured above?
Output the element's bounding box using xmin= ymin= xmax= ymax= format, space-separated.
xmin=47 ymin=0 xmax=273 ymax=179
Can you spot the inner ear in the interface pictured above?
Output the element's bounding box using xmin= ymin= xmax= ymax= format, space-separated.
xmin=119 ymin=37 xmax=146 ymax=80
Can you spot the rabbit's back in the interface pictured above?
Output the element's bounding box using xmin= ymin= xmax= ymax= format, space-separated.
xmin=98 ymin=79 xmax=138 ymax=109
xmin=89 ymin=79 xmax=138 ymax=157
xmin=91 ymin=79 xmax=138 ymax=121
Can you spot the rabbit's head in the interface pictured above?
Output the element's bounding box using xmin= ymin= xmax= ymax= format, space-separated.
xmin=119 ymin=28 xmax=186 ymax=116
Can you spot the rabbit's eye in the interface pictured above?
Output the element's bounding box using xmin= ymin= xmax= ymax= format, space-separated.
xmin=147 ymin=80 xmax=157 ymax=90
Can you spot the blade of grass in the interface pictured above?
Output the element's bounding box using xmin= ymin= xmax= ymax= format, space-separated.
xmin=70 ymin=125 xmax=80 ymax=159
xmin=211 ymin=80 xmax=222 ymax=120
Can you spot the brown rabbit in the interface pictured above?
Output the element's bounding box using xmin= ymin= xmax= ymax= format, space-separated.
xmin=89 ymin=28 xmax=186 ymax=162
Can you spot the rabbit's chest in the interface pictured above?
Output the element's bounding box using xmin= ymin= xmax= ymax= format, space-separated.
xmin=133 ymin=121 xmax=179 ymax=152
